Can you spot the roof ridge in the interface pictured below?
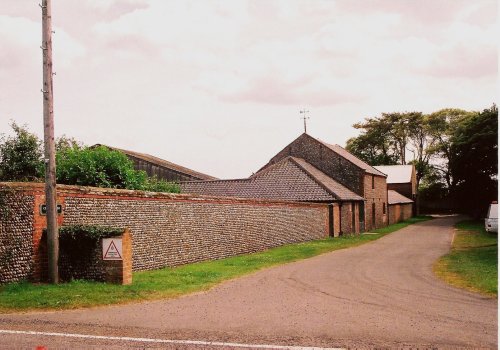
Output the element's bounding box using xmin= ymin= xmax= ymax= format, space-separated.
xmin=181 ymin=178 xmax=250 ymax=184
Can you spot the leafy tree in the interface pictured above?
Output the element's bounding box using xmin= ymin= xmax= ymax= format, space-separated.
xmin=0 ymin=122 xmax=43 ymax=181
xmin=449 ymin=105 xmax=498 ymax=217
xmin=425 ymin=108 xmax=475 ymax=190
xmin=55 ymin=135 xmax=83 ymax=153
xmin=347 ymin=115 xmax=398 ymax=165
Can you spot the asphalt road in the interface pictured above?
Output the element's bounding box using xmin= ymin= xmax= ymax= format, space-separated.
xmin=0 ymin=216 xmax=497 ymax=349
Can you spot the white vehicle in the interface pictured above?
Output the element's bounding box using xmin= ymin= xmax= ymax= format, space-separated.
xmin=485 ymin=202 xmax=498 ymax=233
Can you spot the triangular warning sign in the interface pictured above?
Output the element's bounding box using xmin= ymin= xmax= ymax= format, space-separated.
xmin=104 ymin=240 xmax=122 ymax=260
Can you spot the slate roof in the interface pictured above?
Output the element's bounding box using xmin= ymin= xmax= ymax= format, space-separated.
xmin=181 ymin=157 xmax=363 ymax=202
xmin=374 ymin=165 xmax=414 ymax=184
xmin=316 ymin=138 xmax=387 ymax=177
xmin=387 ymin=190 xmax=413 ymax=204
xmin=94 ymin=144 xmax=217 ymax=180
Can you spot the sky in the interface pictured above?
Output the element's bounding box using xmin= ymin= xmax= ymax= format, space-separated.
xmin=0 ymin=0 xmax=497 ymax=179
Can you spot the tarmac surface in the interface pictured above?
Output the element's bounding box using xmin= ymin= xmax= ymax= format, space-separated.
xmin=0 ymin=216 xmax=497 ymax=349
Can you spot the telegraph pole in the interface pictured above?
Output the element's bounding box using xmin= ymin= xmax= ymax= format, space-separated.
xmin=300 ymin=109 xmax=310 ymax=133
xmin=41 ymin=0 xmax=58 ymax=284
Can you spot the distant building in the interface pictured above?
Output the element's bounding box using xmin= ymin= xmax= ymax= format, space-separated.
xmin=387 ymin=190 xmax=414 ymax=224
xmin=94 ymin=145 xmax=217 ymax=182
xmin=374 ymin=165 xmax=418 ymax=214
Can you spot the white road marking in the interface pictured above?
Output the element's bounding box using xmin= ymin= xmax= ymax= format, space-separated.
xmin=0 ymin=329 xmax=344 ymax=350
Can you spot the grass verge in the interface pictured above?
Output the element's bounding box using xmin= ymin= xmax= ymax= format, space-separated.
xmin=0 ymin=216 xmax=429 ymax=312
xmin=434 ymin=220 xmax=497 ymax=297
xmin=370 ymin=215 xmax=433 ymax=234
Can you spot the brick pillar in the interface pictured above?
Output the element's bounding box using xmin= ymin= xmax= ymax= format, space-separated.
xmin=32 ymin=192 xmax=65 ymax=282
xmin=103 ymin=229 xmax=132 ymax=285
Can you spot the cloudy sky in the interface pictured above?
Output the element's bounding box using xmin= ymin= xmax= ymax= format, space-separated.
xmin=0 ymin=0 xmax=497 ymax=178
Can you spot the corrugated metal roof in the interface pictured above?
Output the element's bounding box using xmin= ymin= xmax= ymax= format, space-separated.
xmin=387 ymin=190 xmax=413 ymax=204
xmin=181 ymin=157 xmax=363 ymax=201
xmin=374 ymin=165 xmax=413 ymax=184
xmin=94 ymin=144 xmax=217 ymax=180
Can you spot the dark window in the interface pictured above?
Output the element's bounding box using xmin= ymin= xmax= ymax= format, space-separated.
xmin=383 ymin=202 xmax=386 ymax=214
xmin=372 ymin=202 xmax=376 ymax=227
xmin=372 ymin=175 xmax=375 ymax=189
xmin=351 ymin=203 xmax=356 ymax=232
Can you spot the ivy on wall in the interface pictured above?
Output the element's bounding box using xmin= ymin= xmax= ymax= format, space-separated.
xmin=43 ymin=225 xmax=124 ymax=281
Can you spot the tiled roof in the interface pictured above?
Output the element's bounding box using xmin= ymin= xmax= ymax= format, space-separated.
xmin=387 ymin=190 xmax=413 ymax=204
xmin=374 ymin=165 xmax=414 ymax=184
xmin=94 ymin=144 xmax=217 ymax=180
xmin=289 ymin=157 xmax=364 ymax=201
xmin=182 ymin=157 xmax=363 ymax=202
xmin=316 ymin=139 xmax=387 ymax=177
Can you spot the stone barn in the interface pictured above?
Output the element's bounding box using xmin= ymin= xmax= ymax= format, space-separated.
xmin=182 ymin=133 xmax=390 ymax=234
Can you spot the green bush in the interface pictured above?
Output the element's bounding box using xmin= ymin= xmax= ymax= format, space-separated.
xmin=57 ymin=146 xmax=136 ymax=188
xmin=56 ymin=146 xmax=180 ymax=193
xmin=0 ymin=123 xmax=43 ymax=181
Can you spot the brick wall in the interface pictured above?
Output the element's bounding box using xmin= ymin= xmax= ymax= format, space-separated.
xmin=62 ymin=193 xmax=329 ymax=271
xmin=339 ymin=201 xmax=360 ymax=234
xmin=1 ymin=182 xmax=329 ymax=282
xmin=388 ymin=203 xmax=413 ymax=225
xmin=264 ymin=134 xmax=366 ymax=196
xmin=363 ymin=175 xmax=388 ymax=231
xmin=0 ymin=190 xmax=34 ymax=283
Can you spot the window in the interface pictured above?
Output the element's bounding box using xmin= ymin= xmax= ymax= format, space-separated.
xmin=372 ymin=202 xmax=376 ymax=227
xmin=372 ymin=175 xmax=375 ymax=189
xmin=383 ymin=202 xmax=386 ymax=214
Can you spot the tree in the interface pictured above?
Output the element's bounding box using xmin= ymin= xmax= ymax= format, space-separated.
xmin=425 ymin=108 xmax=475 ymax=190
xmin=347 ymin=115 xmax=398 ymax=166
xmin=449 ymin=104 xmax=498 ymax=217
xmin=0 ymin=122 xmax=43 ymax=181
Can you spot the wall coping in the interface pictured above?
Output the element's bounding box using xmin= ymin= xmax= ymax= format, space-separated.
xmin=0 ymin=182 xmax=331 ymax=208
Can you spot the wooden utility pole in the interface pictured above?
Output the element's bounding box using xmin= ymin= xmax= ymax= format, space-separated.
xmin=41 ymin=0 xmax=58 ymax=284
xmin=300 ymin=109 xmax=310 ymax=133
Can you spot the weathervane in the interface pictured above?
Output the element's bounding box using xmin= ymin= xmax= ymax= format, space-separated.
xmin=300 ymin=109 xmax=310 ymax=133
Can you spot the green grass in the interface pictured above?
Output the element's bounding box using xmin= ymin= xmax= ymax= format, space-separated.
xmin=0 ymin=217 xmax=427 ymax=312
xmin=370 ymin=215 xmax=433 ymax=234
xmin=434 ymin=220 xmax=497 ymax=297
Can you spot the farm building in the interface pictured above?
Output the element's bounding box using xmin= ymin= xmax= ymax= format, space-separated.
xmin=94 ymin=144 xmax=217 ymax=182
xmin=182 ymin=133 xmax=391 ymax=234
xmin=374 ymin=165 xmax=418 ymax=215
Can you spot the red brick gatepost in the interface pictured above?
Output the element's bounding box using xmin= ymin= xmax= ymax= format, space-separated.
xmin=102 ymin=229 xmax=133 ymax=285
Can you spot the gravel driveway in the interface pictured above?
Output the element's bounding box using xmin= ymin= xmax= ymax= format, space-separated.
xmin=0 ymin=216 xmax=497 ymax=349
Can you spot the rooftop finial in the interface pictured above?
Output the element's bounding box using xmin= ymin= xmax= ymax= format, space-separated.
xmin=300 ymin=109 xmax=310 ymax=133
